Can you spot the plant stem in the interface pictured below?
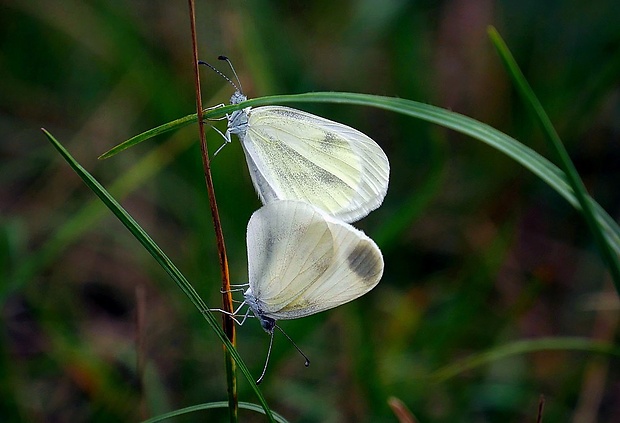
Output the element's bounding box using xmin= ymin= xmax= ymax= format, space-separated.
xmin=187 ymin=1 xmax=238 ymax=421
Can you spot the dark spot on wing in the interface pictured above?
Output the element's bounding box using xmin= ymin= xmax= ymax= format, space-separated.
xmin=346 ymin=240 xmax=383 ymax=284
xmin=318 ymin=132 xmax=343 ymax=153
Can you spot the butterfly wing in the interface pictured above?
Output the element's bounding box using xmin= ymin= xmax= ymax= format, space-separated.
xmin=239 ymin=106 xmax=389 ymax=223
xmin=246 ymin=201 xmax=383 ymax=320
xmin=246 ymin=200 xmax=335 ymax=314
xmin=278 ymin=213 xmax=384 ymax=317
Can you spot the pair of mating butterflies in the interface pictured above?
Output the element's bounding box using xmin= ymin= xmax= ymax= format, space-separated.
xmin=205 ymin=57 xmax=389 ymax=382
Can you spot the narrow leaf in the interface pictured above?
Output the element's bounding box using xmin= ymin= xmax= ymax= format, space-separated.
xmin=488 ymin=25 xmax=620 ymax=293
xmin=41 ymin=128 xmax=276 ymax=422
xmin=96 ymin=93 xmax=620 ymax=262
xmin=432 ymin=337 xmax=620 ymax=382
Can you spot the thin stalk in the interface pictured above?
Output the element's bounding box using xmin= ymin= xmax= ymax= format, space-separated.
xmin=187 ymin=1 xmax=237 ymax=421
xmin=136 ymin=285 xmax=147 ymax=420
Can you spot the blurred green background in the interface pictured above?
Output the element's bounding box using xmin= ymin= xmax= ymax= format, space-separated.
xmin=1 ymin=0 xmax=619 ymax=422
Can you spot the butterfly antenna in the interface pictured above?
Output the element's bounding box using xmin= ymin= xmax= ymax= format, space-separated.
xmin=218 ymin=55 xmax=244 ymax=94
xmin=256 ymin=330 xmax=275 ymax=385
xmin=197 ymin=59 xmax=240 ymax=92
xmin=276 ymin=325 xmax=310 ymax=367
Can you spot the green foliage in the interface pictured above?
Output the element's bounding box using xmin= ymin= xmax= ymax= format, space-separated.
xmin=2 ymin=1 xmax=619 ymax=422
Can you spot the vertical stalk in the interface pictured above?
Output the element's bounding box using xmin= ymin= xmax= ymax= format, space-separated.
xmin=187 ymin=1 xmax=238 ymax=421
xmin=135 ymin=285 xmax=147 ymax=420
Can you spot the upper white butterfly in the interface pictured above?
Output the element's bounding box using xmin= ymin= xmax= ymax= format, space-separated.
xmin=203 ymin=57 xmax=390 ymax=223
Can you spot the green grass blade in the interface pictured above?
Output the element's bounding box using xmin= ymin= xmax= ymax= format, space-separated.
xmin=432 ymin=337 xmax=620 ymax=382
xmin=254 ymin=92 xmax=620 ymax=257
xmin=488 ymin=25 xmax=620 ymax=293
xmin=41 ymin=128 xmax=276 ymax=423
xmin=5 ymin=133 xmax=193 ymax=302
xmin=96 ymin=92 xmax=620 ymax=259
xmin=98 ymin=113 xmax=198 ymax=159
xmin=141 ymin=401 xmax=289 ymax=423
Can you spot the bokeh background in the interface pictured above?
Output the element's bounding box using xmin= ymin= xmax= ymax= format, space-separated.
xmin=2 ymin=0 xmax=619 ymax=421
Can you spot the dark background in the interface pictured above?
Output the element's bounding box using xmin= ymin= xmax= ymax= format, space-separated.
xmin=1 ymin=0 xmax=619 ymax=421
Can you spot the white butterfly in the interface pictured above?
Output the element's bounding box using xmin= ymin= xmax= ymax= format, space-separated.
xmin=226 ymin=200 xmax=384 ymax=383
xmin=201 ymin=57 xmax=390 ymax=223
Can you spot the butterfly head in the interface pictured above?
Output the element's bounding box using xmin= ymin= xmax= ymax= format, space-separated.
xmin=258 ymin=314 xmax=276 ymax=333
xmin=230 ymin=90 xmax=247 ymax=105
xmin=244 ymin=290 xmax=276 ymax=334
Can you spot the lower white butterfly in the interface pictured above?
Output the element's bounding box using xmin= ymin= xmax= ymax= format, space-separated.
xmin=223 ymin=200 xmax=384 ymax=383
xmin=200 ymin=57 xmax=390 ymax=224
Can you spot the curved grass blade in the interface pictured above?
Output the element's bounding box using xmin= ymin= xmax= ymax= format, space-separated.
xmin=250 ymin=92 xmax=620 ymax=257
xmin=141 ymin=401 xmax=289 ymax=423
xmin=41 ymin=129 xmax=276 ymax=423
xmin=98 ymin=113 xmax=198 ymax=159
xmin=431 ymin=337 xmax=620 ymax=382
xmin=5 ymin=133 xmax=193 ymax=302
xmin=488 ymin=25 xmax=620 ymax=292
xmin=98 ymin=107 xmax=224 ymax=159
xmin=97 ymin=92 xmax=620 ymax=258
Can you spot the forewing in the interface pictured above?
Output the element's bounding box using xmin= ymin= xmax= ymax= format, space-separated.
xmin=246 ymin=201 xmax=335 ymax=313
xmin=241 ymin=106 xmax=389 ymax=223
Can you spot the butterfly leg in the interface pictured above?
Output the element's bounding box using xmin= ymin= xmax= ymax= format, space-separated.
xmin=204 ymin=102 xmax=225 ymax=112
xmin=236 ymin=306 xmax=252 ymax=325
xmin=208 ymin=309 xmax=244 ymax=325
xmin=220 ymin=287 xmax=246 ymax=294
xmin=209 ymin=125 xmax=231 ymax=156
xmin=201 ymin=102 xmax=233 ymax=155
xmin=220 ymin=283 xmax=249 ymax=294
xmin=209 ymin=300 xmax=251 ymax=326
xmin=201 ymin=103 xmax=226 ymax=124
